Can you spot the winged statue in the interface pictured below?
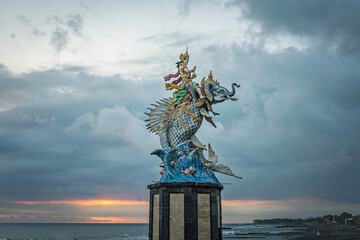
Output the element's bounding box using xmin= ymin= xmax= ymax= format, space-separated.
xmin=145 ymin=48 xmax=242 ymax=183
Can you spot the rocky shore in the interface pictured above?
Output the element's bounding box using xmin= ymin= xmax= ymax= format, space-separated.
xmin=291 ymin=224 xmax=360 ymax=240
xmin=223 ymin=223 xmax=360 ymax=239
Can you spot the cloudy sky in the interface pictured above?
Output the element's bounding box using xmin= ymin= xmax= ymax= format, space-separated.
xmin=1 ymin=0 xmax=360 ymax=223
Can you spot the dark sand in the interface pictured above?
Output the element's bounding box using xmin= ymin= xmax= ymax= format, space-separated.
xmin=223 ymin=224 xmax=360 ymax=239
xmin=290 ymin=224 xmax=360 ymax=240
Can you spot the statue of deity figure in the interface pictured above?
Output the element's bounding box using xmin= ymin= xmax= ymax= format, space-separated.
xmin=146 ymin=47 xmax=242 ymax=182
xmin=164 ymin=47 xmax=205 ymax=105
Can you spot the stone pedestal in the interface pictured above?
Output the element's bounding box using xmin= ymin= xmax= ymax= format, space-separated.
xmin=148 ymin=182 xmax=223 ymax=240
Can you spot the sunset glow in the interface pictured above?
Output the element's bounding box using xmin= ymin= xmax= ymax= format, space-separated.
xmin=12 ymin=199 xmax=288 ymax=207
xmin=12 ymin=199 xmax=149 ymax=206
xmin=89 ymin=217 xmax=147 ymax=223
xmin=222 ymin=199 xmax=282 ymax=206
xmin=1 ymin=0 xmax=359 ymax=226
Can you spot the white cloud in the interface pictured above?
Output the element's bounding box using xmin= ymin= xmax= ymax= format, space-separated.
xmin=264 ymin=33 xmax=312 ymax=54
xmin=69 ymin=106 xmax=157 ymax=150
xmin=0 ymin=0 xmax=259 ymax=78
xmin=1 ymin=0 xmax=360 ymax=223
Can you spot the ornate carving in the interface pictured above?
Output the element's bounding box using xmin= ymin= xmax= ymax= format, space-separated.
xmin=146 ymin=49 xmax=242 ymax=182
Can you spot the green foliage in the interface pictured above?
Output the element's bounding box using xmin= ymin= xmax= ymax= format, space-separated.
xmin=338 ymin=212 xmax=353 ymax=224
xmin=253 ymin=212 xmax=359 ymax=225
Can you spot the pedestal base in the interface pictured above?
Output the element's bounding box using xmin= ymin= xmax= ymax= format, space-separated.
xmin=148 ymin=182 xmax=223 ymax=240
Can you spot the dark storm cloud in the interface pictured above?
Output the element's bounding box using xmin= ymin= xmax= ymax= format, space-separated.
xmin=229 ymin=0 xmax=360 ymax=58
xmin=0 ymin=65 xmax=159 ymax=202
xmin=137 ymin=24 xmax=360 ymax=204
xmin=0 ymin=64 xmax=155 ymax=109
xmin=195 ymin=42 xmax=360 ymax=203
xmin=2 ymin=0 xmax=360 ymax=215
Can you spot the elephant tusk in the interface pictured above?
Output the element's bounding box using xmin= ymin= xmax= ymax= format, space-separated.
xmin=226 ymin=96 xmax=238 ymax=101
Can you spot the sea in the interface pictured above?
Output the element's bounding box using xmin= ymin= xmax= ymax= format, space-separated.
xmin=0 ymin=223 xmax=304 ymax=240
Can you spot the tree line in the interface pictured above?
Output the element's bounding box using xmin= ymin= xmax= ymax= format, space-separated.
xmin=254 ymin=212 xmax=360 ymax=225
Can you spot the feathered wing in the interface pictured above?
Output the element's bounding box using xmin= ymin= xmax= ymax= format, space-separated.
xmin=208 ymin=144 xmax=218 ymax=165
xmin=191 ymin=135 xmax=206 ymax=150
xmin=145 ymin=98 xmax=174 ymax=148
xmin=208 ymin=143 xmax=242 ymax=179
xmin=212 ymin=164 xmax=242 ymax=179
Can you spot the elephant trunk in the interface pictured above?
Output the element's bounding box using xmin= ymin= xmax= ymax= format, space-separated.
xmin=229 ymin=83 xmax=240 ymax=97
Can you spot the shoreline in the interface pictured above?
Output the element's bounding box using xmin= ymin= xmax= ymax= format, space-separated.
xmin=223 ymin=223 xmax=360 ymax=239
xmin=290 ymin=223 xmax=360 ymax=240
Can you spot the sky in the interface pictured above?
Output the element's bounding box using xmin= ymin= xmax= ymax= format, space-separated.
xmin=0 ymin=0 xmax=360 ymax=223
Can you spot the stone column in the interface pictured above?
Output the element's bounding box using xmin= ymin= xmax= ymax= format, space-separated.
xmin=148 ymin=182 xmax=223 ymax=240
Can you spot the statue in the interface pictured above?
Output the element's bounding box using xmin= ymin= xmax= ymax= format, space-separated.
xmin=146 ymin=48 xmax=242 ymax=183
xmin=164 ymin=47 xmax=205 ymax=106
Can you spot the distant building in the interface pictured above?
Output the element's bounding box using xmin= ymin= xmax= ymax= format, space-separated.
xmin=324 ymin=215 xmax=332 ymax=224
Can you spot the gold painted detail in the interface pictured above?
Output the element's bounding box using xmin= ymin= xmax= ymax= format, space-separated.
xmin=145 ymin=98 xmax=174 ymax=135
xmin=146 ymin=95 xmax=204 ymax=134
xmin=165 ymin=83 xmax=184 ymax=90
xmin=200 ymin=71 xmax=219 ymax=108
xmin=176 ymin=100 xmax=202 ymax=128
xmin=179 ymin=47 xmax=189 ymax=61
xmin=158 ymin=103 xmax=175 ymax=132
xmin=195 ymin=98 xmax=206 ymax=108
xmin=206 ymin=70 xmax=220 ymax=86
xmin=200 ymin=77 xmax=206 ymax=96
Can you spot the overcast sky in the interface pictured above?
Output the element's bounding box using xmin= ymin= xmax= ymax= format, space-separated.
xmin=0 ymin=0 xmax=360 ymax=223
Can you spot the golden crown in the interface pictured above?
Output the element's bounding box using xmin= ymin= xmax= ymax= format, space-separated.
xmin=179 ymin=46 xmax=189 ymax=61
xmin=206 ymin=71 xmax=220 ymax=85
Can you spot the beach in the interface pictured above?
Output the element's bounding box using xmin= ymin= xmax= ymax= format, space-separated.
xmin=222 ymin=223 xmax=360 ymax=239
xmin=291 ymin=224 xmax=360 ymax=240
xmin=1 ymin=223 xmax=359 ymax=240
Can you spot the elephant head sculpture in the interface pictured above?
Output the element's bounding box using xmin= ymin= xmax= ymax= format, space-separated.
xmin=203 ymin=81 xmax=240 ymax=103
xmin=192 ymin=71 xmax=240 ymax=105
